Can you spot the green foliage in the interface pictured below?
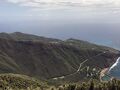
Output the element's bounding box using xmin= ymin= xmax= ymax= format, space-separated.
xmin=0 ymin=74 xmax=48 ymax=90
xmin=57 ymin=79 xmax=120 ymax=90
xmin=1 ymin=74 xmax=120 ymax=90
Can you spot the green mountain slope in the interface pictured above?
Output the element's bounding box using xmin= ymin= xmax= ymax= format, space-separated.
xmin=0 ymin=32 xmax=119 ymax=82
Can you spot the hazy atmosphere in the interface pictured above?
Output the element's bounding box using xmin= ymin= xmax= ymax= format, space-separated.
xmin=1 ymin=0 xmax=120 ymax=49
xmin=1 ymin=1 xmax=120 ymax=90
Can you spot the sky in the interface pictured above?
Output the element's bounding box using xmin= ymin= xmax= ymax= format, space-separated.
xmin=0 ymin=0 xmax=120 ymax=49
xmin=1 ymin=0 xmax=120 ymax=22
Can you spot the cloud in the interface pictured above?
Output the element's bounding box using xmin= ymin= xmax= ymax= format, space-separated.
xmin=6 ymin=0 xmax=120 ymax=8
xmin=7 ymin=0 xmax=27 ymax=3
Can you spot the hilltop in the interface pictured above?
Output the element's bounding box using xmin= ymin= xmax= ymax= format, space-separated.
xmin=0 ymin=32 xmax=61 ymax=42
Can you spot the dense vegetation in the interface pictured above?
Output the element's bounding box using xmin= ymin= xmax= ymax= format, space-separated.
xmin=0 ymin=74 xmax=120 ymax=90
xmin=56 ymin=79 xmax=120 ymax=90
xmin=0 ymin=74 xmax=47 ymax=90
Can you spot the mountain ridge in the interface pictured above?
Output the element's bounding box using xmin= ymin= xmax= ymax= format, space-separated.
xmin=0 ymin=32 xmax=119 ymax=81
xmin=0 ymin=32 xmax=61 ymax=42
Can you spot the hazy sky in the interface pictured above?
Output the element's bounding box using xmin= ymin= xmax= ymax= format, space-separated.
xmin=0 ymin=0 xmax=120 ymax=49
